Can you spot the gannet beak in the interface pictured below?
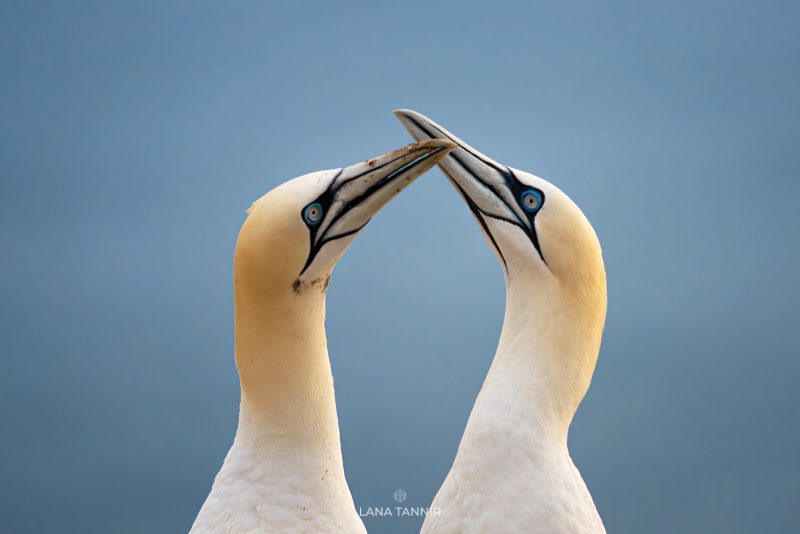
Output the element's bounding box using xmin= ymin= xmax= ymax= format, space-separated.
xmin=301 ymin=138 xmax=456 ymax=275
xmin=394 ymin=109 xmax=528 ymax=224
xmin=394 ymin=109 xmax=546 ymax=264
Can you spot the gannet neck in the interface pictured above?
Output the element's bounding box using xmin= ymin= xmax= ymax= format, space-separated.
xmin=487 ymin=262 xmax=606 ymax=443
xmin=234 ymin=282 xmax=338 ymax=445
xmin=191 ymin=284 xmax=364 ymax=533
xmin=420 ymin=268 xmax=607 ymax=533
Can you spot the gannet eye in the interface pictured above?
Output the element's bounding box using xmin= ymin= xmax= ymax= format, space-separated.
xmin=520 ymin=190 xmax=543 ymax=213
xmin=303 ymin=202 xmax=323 ymax=225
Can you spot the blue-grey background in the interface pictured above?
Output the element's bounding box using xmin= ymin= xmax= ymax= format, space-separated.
xmin=2 ymin=1 xmax=798 ymax=533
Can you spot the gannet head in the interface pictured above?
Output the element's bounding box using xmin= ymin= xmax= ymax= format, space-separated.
xmin=235 ymin=139 xmax=456 ymax=299
xmin=395 ymin=110 xmax=606 ymax=417
xmin=395 ymin=110 xmax=604 ymax=298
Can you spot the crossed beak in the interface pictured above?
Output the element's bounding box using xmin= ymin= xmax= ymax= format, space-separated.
xmin=394 ymin=109 xmax=546 ymax=265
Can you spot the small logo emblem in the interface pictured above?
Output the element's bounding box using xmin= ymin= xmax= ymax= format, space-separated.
xmin=393 ymin=489 xmax=407 ymax=503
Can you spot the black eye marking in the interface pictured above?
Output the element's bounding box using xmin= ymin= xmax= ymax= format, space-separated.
xmin=502 ymin=172 xmax=546 ymax=264
xmin=299 ymin=170 xmax=340 ymax=275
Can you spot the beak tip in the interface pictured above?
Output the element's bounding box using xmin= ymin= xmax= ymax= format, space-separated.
xmin=394 ymin=108 xmax=438 ymax=145
xmin=393 ymin=108 xmax=422 ymax=125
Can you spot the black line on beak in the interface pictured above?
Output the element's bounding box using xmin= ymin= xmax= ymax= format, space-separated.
xmin=442 ymin=167 xmax=508 ymax=272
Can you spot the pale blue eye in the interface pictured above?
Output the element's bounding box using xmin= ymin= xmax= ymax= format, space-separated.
xmin=303 ymin=202 xmax=323 ymax=225
xmin=520 ymin=190 xmax=542 ymax=213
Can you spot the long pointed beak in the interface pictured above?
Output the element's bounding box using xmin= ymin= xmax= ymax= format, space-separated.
xmin=393 ymin=110 xmax=529 ymax=226
xmin=301 ymin=138 xmax=455 ymax=274
xmin=394 ymin=109 xmax=546 ymax=265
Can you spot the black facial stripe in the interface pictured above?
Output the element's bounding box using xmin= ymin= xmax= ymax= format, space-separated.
xmin=405 ymin=115 xmax=547 ymax=264
xmin=299 ymin=149 xmax=442 ymax=276
xmin=303 ymin=169 xmax=341 ymax=246
xmin=495 ymin=167 xmax=546 ymax=265
xmin=443 ymin=167 xmax=508 ymax=271
xmin=317 ymin=220 xmax=370 ymax=249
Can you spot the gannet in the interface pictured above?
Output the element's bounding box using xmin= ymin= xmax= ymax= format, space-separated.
xmin=190 ymin=138 xmax=456 ymax=534
xmin=395 ymin=110 xmax=607 ymax=533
